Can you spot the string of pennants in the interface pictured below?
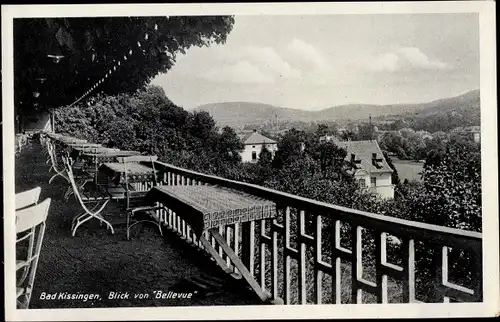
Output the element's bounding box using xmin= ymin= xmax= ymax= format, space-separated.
xmin=62 ymin=22 xmax=159 ymax=109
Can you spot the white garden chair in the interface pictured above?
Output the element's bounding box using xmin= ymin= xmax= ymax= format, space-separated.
xmin=15 ymin=187 xmax=42 ymax=211
xmin=116 ymin=155 xmax=166 ymax=240
xmin=63 ymin=156 xmax=114 ymax=236
xmin=47 ymin=141 xmax=69 ymax=184
xmin=16 ymin=198 xmax=51 ymax=309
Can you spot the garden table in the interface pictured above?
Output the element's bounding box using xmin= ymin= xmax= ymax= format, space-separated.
xmin=98 ymin=162 xmax=158 ymax=185
xmin=70 ymin=147 xmax=121 ymax=163
xmin=145 ymin=185 xmax=277 ymax=302
xmin=96 ymin=162 xmax=158 ymax=199
xmin=64 ymin=142 xmax=102 ymax=148
xmin=79 ymin=150 xmax=142 ymax=164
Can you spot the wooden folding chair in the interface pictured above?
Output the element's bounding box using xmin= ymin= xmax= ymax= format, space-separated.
xmin=116 ymin=155 xmax=166 ymax=240
xmin=62 ymin=156 xmax=114 ymax=236
xmin=16 ymin=198 xmax=51 ymax=309
xmin=47 ymin=141 xmax=69 ymax=184
xmin=63 ymin=151 xmax=97 ymax=201
xmin=15 ymin=187 xmax=42 ymax=211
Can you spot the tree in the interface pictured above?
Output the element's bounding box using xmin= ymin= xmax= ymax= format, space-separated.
xmin=383 ymin=151 xmax=401 ymax=186
xmin=390 ymin=119 xmax=407 ymax=131
xmin=315 ymin=123 xmax=329 ymax=138
xmin=272 ymin=128 xmax=307 ymax=169
xmin=308 ymin=141 xmax=348 ymax=180
xmin=15 ymin=17 xmax=235 ymax=118
xmin=357 ymin=122 xmax=376 ymax=140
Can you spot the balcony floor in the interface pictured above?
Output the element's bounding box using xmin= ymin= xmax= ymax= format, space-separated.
xmin=14 ymin=142 xmax=258 ymax=308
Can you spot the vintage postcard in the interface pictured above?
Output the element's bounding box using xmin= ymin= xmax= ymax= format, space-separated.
xmin=2 ymin=2 xmax=498 ymax=321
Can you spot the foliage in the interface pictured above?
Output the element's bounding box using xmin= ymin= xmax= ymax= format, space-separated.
xmin=378 ymin=128 xmax=447 ymax=161
xmin=55 ymin=85 xmax=243 ymax=176
xmin=15 ymin=16 xmax=235 ymax=118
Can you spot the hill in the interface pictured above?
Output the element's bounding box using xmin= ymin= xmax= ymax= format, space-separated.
xmin=195 ymin=90 xmax=480 ymax=129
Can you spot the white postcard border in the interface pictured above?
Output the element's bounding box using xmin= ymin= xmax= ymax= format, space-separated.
xmin=2 ymin=2 xmax=498 ymax=320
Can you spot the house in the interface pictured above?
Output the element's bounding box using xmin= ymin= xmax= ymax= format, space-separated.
xmin=319 ymin=134 xmax=336 ymax=142
xmin=334 ymin=139 xmax=395 ymax=199
xmin=450 ymin=125 xmax=481 ymax=143
xmin=239 ymin=130 xmax=278 ymax=163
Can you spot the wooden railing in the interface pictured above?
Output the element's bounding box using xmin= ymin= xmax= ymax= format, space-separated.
xmin=144 ymin=161 xmax=482 ymax=305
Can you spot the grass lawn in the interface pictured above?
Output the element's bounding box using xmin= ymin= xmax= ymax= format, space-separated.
xmin=392 ymin=159 xmax=424 ymax=183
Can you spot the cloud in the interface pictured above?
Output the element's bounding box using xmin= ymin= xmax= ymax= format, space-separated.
xmin=396 ymin=47 xmax=449 ymax=70
xmin=370 ymin=52 xmax=400 ymax=72
xmin=201 ymin=60 xmax=275 ymax=84
xmin=239 ymin=46 xmax=302 ymax=79
xmin=368 ymin=47 xmax=450 ymax=72
xmin=183 ymin=44 xmax=302 ymax=84
xmin=286 ymin=38 xmax=328 ymax=70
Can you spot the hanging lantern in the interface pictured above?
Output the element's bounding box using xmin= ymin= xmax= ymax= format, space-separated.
xmin=144 ymin=33 xmax=149 ymax=41
xmin=35 ymin=77 xmax=47 ymax=84
xmin=154 ymin=23 xmax=158 ymax=31
xmin=33 ymin=91 xmax=40 ymax=98
xmin=113 ymin=66 xmax=116 ymax=71
xmin=47 ymin=54 xmax=64 ymax=64
xmin=117 ymin=61 xmax=121 ymax=66
xmin=137 ymin=41 xmax=141 ymax=48
xmin=124 ymin=55 xmax=128 ymax=61
xmin=105 ymin=74 xmax=108 ymax=78
xmin=129 ymin=49 xmax=133 ymax=56
xmin=92 ymin=53 xmax=96 ymax=62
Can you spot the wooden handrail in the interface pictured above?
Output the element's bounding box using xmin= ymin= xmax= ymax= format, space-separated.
xmin=153 ymin=161 xmax=481 ymax=252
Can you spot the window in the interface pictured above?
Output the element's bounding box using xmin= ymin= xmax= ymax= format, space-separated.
xmin=252 ymin=151 xmax=257 ymax=160
xmin=358 ymin=179 xmax=366 ymax=189
xmin=371 ymin=177 xmax=377 ymax=187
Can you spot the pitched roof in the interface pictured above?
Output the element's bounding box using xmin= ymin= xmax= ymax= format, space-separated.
xmin=240 ymin=132 xmax=277 ymax=145
xmin=330 ymin=138 xmax=393 ymax=173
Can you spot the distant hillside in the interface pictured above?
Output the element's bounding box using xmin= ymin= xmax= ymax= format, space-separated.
xmin=193 ymin=102 xmax=312 ymax=128
xmin=195 ymin=90 xmax=480 ymax=129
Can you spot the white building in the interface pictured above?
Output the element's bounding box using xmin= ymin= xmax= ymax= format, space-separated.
xmin=239 ymin=130 xmax=278 ymax=163
xmin=450 ymin=125 xmax=481 ymax=143
xmin=335 ymin=139 xmax=395 ymax=199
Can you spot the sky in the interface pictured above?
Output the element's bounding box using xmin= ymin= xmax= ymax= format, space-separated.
xmin=151 ymin=14 xmax=480 ymax=111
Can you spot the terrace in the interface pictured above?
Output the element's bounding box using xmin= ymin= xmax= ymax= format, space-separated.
xmin=15 ymin=142 xmax=258 ymax=308
xmin=14 ymin=133 xmax=483 ymax=308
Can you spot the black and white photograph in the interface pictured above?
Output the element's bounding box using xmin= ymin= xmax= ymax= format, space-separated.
xmin=2 ymin=2 xmax=498 ymax=321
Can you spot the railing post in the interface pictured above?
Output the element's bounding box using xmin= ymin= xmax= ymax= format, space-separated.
xmin=314 ymin=215 xmax=322 ymax=304
xmin=298 ymin=210 xmax=307 ymax=304
xmin=331 ymin=219 xmax=341 ymax=304
xmin=283 ymin=207 xmax=291 ymax=304
xmin=271 ymin=217 xmax=279 ymax=300
xmin=473 ymin=247 xmax=483 ymax=302
xmin=376 ymin=232 xmax=388 ymax=303
xmin=351 ymin=225 xmax=363 ymax=304
xmin=260 ymin=220 xmax=267 ymax=291
xmin=241 ymin=221 xmax=255 ymax=276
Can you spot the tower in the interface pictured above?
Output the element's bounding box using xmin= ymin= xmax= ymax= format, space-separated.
xmin=369 ymin=114 xmax=373 ymax=141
